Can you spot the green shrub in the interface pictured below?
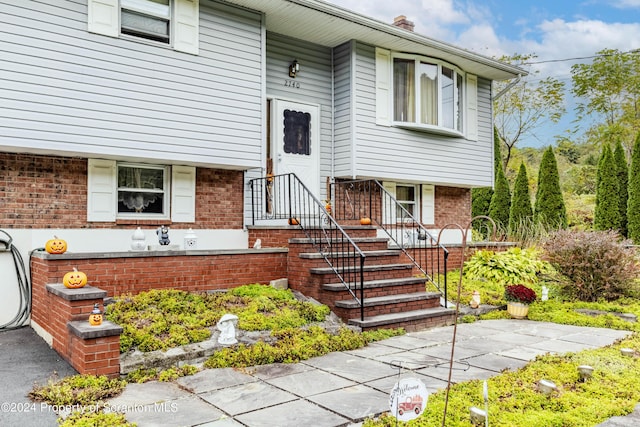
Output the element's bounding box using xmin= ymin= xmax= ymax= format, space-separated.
xmin=541 ymin=229 xmax=639 ymax=301
xmin=29 ymin=375 xmax=126 ymax=406
xmin=58 ymin=412 xmax=135 ymax=427
xmin=107 ymin=285 xmax=330 ymax=352
xmin=463 ymin=247 xmax=553 ymax=286
xmin=204 ymin=326 xmax=404 ymax=369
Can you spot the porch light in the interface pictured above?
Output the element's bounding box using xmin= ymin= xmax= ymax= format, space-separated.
xmin=289 ymin=59 xmax=300 ymax=78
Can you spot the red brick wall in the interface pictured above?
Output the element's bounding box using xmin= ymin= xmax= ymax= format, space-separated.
xmin=435 ymin=186 xmax=471 ymax=228
xmin=30 ymin=251 xmax=288 ymax=298
xmin=0 ymin=153 xmax=244 ymax=230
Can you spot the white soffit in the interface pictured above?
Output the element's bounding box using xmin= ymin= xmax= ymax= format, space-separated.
xmin=220 ymin=0 xmax=525 ymax=81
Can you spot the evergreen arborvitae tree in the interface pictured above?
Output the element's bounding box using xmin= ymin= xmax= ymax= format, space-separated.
xmin=534 ymin=146 xmax=567 ymax=229
xmin=614 ymin=139 xmax=629 ymax=236
xmin=509 ymin=162 xmax=533 ymax=233
xmin=488 ymin=164 xmax=511 ymax=232
xmin=628 ymin=133 xmax=640 ymax=243
xmin=594 ymin=144 xmax=621 ymax=231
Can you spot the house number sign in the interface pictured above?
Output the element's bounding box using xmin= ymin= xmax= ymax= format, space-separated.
xmin=284 ymin=80 xmax=300 ymax=88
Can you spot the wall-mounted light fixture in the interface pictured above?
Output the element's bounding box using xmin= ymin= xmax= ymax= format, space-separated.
xmin=289 ymin=59 xmax=300 ymax=78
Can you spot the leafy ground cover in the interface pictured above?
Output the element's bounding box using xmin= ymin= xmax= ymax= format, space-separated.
xmin=364 ymin=333 xmax=640 ymax=427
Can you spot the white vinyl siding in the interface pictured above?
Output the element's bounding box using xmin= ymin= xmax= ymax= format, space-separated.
xmin=88 ymin=0 xmax=199 ymax=54
xmin=2 ymin=1 xmax=262 ymax=169
xmin=87 ymin=159 xmax=195 ymax=222
xmin=350 ymin=42 xmax=493 ymax=188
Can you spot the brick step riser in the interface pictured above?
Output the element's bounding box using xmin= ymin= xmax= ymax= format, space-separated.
xmin=357 ymin=313 xmax=456 ymax=332
xmin=289 ymin=241 xmax=391 ymax=253
xmin=312 ymin=269 xmax=416 ymax=284
xmin=333 ymin=299 xmax=438 ymax=320
xmin=296 ymin=255 xmax=404 ymax=269
xmin=321 ymin=283 xmax=429 ymax=299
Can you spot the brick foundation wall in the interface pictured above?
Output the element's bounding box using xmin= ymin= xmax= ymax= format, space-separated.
xmin=31 ymin=250 xmax=288 ymax=298
xmin=0 ymin=152 xmax=244 ymax=230
xmin=434 ymin=186 xmax=471 ymax=228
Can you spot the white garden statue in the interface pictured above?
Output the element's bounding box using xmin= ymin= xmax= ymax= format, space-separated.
xmin=217 ymin=313 xmax=239 ymax=345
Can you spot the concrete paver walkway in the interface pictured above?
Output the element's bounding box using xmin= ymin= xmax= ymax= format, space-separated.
xmin=2 ymin=320 xmax=637 ymax=426
xmin=103 ymin=319 xmax=632 ymax=426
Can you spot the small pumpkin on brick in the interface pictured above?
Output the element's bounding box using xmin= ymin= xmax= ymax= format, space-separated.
xmin=45 ymin=236 xmax=67 ymax=254
xmin=63 ymin=267 xmax=87 ymax=289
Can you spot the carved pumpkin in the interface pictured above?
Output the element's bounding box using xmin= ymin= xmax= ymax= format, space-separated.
xmin=360 ymin=217 xmax=372 ymax=225
xmin=89 ymin=303 xmax=102 ymax=326
xmin=45 ymin=236 xmax=67 ymax=254
xmin=63 ymin=267 xmax=87 ymax=289
xmin=288 ymin=218 xmax=300 ymax=225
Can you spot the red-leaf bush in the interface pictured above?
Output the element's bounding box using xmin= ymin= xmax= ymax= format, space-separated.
xmin=541 ymin=229 xmax=639 ymax=301
xmin=504 ymin=284 xmax=537 ymax=304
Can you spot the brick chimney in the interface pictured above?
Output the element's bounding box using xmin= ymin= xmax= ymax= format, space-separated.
xmin=393 ymin=15 xmax=415 ymax=32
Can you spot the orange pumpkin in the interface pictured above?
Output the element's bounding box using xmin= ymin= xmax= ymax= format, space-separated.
xmin=63 ymin=267 xmax=87 ymax=289
xmin=45 ymin=236 xmax=67 ymax=254
xmin=288 ymin=218 xmax=300 ymax=225
xmin=360 ymin=217 xmax=372 ymax=225
xmin=89 ymin=304 xmax=102 ymax=326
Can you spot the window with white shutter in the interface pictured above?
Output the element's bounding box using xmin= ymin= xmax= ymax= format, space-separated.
xmin=87 ymin=0 xmax=199 ymax=54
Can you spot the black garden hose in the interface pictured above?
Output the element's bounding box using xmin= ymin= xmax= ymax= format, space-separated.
xmin=0 ymin=229 xmax=32 ymax=330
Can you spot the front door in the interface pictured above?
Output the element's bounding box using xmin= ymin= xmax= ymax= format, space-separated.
xmin=272 ymin=100 xmax=320 ymax=197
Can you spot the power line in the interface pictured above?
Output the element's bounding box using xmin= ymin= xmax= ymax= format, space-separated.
xmin=521 ymin=48 xmax=639 ymax=65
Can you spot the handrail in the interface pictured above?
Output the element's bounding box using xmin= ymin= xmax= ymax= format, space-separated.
xmin=330 ymin=179 xmax=449 ymax=303
xmin=249 ymin=173 xmax=367 ymax=320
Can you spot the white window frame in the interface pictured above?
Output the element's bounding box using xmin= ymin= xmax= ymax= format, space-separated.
xmin=116 ymin=162 xmax=170 ymax=220
xmin=392 ymin=53 xmax=464 ymax=135
xmin=120 ymin=0 xmax=171 ymax=44
xmin=87 ymin=159 xmax=196 ymax=223
xmin=87 ymin=0 xmax=199 ymax=55
xmin=395 ymin=183 xmax=418 ymax=219
xmin=375 ymin=48 xmax=478 ymax=140
xmin=382 ymin=181 xmax=434 ymax=226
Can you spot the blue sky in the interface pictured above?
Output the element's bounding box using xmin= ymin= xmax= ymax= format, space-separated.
xmin=326 ymin=0 xmax=640 ymax=147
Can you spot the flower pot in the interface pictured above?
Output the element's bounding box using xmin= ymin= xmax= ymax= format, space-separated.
xmin=507 ymin=302 xmax=529 ymax=319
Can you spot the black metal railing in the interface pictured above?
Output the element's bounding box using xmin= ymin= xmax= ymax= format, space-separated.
xmin=330 ymin=179 xmax=449 ymax=302
xmin=249 ymin=173 xmax=366 ymax=320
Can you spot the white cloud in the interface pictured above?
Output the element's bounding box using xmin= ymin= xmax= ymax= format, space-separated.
xmin=612 ymin=0 xmax=640 ymax=8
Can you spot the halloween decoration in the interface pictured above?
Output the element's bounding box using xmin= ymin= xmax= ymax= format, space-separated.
xmin=288 ymin=218 xmax=300 ymax=225
xmin=360 ymin=217 xmax=372 ymax=225
xmin=63 ymin=267 xmax=88 ymax=289
xmin=217 ymin=313 xmax=239 ymax=345
xmin=45 ymin=236 xmax=67 ymax=254
xmin=156 ymin=225 xmax=170 ymax=245
xmin=131 ymin=227 xmax=146 ymax=251
xmin=89 ymin=303 xmax=103 ymax=326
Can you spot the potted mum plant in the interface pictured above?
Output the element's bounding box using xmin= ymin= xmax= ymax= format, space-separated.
xmin=504 ymin=284 xmax=537 ymax=319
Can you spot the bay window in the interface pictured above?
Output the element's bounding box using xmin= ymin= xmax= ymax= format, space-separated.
xmin=376 ymin=48 xmax=477 ymax=139
xmin=393 ymin=56 xmax=463 ymax=132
